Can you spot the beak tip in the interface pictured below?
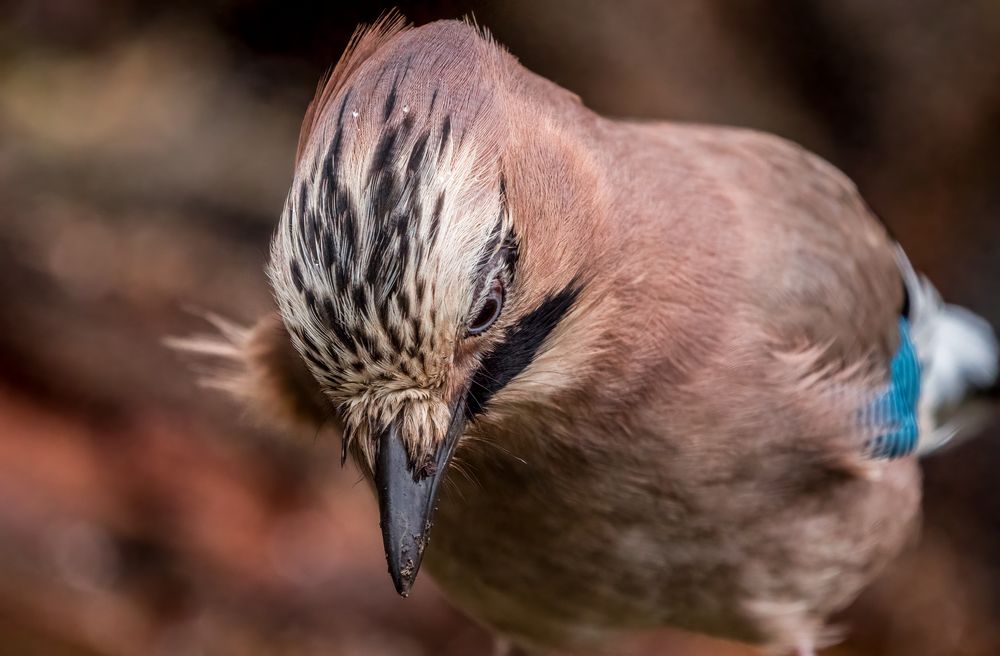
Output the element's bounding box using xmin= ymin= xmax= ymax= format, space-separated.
xmin=387 ymin=553 xmax=419 ymax=597
xmin=393 ymin=577 xmax=412 ymax=598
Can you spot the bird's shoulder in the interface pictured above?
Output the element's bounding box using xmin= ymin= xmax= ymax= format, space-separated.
xmin=608 ymin=121 xmax=902 ymax=365
xmin=593 ymin=121 xmax=910 ymax=467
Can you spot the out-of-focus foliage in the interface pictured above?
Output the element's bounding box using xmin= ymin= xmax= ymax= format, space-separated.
xmin=0 ymin=1 xmax=998 ymax=654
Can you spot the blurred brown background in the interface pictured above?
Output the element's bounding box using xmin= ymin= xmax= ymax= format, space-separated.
xmin=1 ymin=1 xmax=999 ymax=654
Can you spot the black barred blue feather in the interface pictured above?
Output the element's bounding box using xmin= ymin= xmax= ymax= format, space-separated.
xmin=864 ymin=318 xmax=921 ymax=459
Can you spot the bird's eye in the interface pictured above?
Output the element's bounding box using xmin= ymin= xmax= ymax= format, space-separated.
xmin=467 ymin=277 xmax=504 ymax=336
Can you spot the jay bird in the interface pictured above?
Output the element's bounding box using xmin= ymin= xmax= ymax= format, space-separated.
xmin=173 ymin=15 xmax=1000 ymax=656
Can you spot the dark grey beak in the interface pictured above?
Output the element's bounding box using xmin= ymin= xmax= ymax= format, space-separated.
xmin=373 ymin=396 xmax=466 ymax=597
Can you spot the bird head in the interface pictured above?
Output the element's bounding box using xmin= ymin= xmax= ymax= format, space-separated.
xmin=269 ymin=17 xmax=599 ymax=596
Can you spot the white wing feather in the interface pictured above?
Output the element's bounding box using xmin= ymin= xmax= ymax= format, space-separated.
xmin=895 ymin=246 xmax=999 ymax=454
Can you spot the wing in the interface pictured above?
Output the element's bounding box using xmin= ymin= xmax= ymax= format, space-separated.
xmin=861 ymin=316 xmax=921 ymax=458
xmin=690 ymin=127 xmax=914 ymax=464
xmin=896 ymin=248 xmax=999 ymax=454
xmin=716 ymin=128 xmax=997 ymax=461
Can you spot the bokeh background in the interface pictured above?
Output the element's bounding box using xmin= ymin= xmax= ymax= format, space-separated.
xmin=1 ymin=1 xmax=999 ymax=654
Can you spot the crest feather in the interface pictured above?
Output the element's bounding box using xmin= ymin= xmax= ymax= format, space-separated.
xmin=295 ymin=10 xmax=411 ymax=163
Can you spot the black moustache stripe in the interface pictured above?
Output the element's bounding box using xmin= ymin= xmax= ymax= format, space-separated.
xmin=466 ymin=280 xmax=581 ymax=418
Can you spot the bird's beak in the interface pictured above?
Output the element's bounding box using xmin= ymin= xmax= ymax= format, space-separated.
xmin=373 ymin=395 xmax=466 ymax=597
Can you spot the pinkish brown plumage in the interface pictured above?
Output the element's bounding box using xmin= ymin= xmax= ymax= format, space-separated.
xmin=175 ymin=14 xmax=999 ymax=656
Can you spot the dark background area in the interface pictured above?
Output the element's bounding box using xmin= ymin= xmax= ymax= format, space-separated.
xmin=1 ymin=1 xmax=998 ymax=654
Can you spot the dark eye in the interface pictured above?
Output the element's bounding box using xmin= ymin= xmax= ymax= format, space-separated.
xmin=467 ymin=277 xmax=504 ymax=336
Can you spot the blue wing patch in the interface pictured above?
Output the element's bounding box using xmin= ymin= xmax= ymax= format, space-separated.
xmin=863 ymin=318 xmax=921 ymax=459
